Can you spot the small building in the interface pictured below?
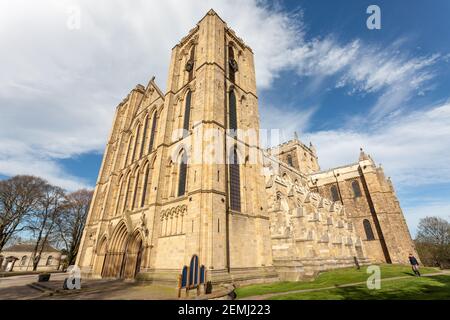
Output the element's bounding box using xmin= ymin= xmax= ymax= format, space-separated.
xmin=0 ymin=243 xmax=62 ymax=272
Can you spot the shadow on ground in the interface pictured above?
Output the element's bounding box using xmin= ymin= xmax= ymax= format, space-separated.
xmin=0 ymin=279 xmax=179 ymax=300
xmin=271 ymin=275 xmax=450 ymax=300
xmin=0 ymin=284 xmax=45 ymax=300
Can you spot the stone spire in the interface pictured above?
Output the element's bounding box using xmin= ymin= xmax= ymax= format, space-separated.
xmin=359 ymin=147 xmax=370 ymax=161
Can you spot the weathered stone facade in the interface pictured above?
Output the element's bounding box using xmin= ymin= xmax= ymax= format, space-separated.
xmin=76 ymin=10 xmax=418 ymax=285
xmin=309 ymin=149 xmax=418 ymax=265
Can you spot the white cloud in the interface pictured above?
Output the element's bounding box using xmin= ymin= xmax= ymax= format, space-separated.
xmin=304 ymin=102 xmax=450 ymax=187
xmin=338 ymin=50 xmax=440 ymax=120
xmin=298 ymin=102 xmax=450 ymax=235
xmin=0 ymin=0 xmax=445 ymax=191
xmin=285 ymin=37 xmax=441 ymax=119
xmin=290 ymin=38 xmax=361 ymax=77
xmin=259 ymin=104 xmax=317 ymax=147
xmin=0 ymin=0 xmax=305 ymax=189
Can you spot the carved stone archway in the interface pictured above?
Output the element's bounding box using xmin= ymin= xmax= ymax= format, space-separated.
xmin=101 ymin=221 xmax=144 ymax=279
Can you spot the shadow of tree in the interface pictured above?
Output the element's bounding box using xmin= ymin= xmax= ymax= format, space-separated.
xmin=0 ymin=285 xmax=43 ymax=300
xmin=328 ymin=275 xmax=450 ymax=300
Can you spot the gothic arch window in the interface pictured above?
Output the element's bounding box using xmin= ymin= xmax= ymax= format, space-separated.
xmin=228 ymin=44 xmax=238 ymax=83
xmin=177 ymin=150 xmax=188 ymax=197
xmin=140 ymin=115 xmax=149 ymax=158
xmin=149 ymin=111 xmax=158 ymax=152
xmin=141 ymin=165 xmax=150 ymax=207
xmin=183 ymin=91 xmax=192 ymax=136
xmin=124 ymin=136 xmax=132 ymax=167
xmin=186 ymin=45 xmax=195 ymax=82
xmin=352 ymin=180 xmax=362 ymax=198
xmin=229 ymin=90 xmax=237 ymax=131
xmin=115 ymin=175 xmax=127 ymax=215
xmin=46 ymin=256 xmax=53 ymax=266
xmin=229 ymin=147 xmax=241 ymax=211
xmin=20 ymin=256 xmax=27 ymax=266
xmin=330 ymin=185 xmax=340 ymax=202
xmin=123 ymin=173 xmax=132 ymax=211
xmin=132 ymin=125 xmax=141 ymax=161
xmin=132 ymin=169 xmax=141 ymax=210
xmin=287 ymin=154 xmax=293 ymax=167
xmin=363 ymin=219 xmax=375 ymax=240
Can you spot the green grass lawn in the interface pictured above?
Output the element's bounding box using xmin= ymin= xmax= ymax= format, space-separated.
xmin=236 ymin=264 xmax=441 ymax=299
xmin=270 ymin=275 xmax=450 ymax=300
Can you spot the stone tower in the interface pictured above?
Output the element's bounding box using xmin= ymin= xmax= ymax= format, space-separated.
xmin=268 ymin=137 xmax=320 ymax=175
xmin=76 ymin=9 xmax=419 ymax=287
xmin=76 ymin=9 xmax=276 ymax=284
xmin=309 ymin=149 xmax=419 ymax=265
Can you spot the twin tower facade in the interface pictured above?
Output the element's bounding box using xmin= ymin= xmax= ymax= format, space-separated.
xmin=77 ymin=10 xmax=418 ymax=284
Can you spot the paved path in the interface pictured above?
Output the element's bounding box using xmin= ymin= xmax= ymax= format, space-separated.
xmin=0 ymin=273 xmax=178 ymax=300
xmin=0 ymin=273 xmax=68 ymax=300
xmin=0 ymin=273 xmax=67 ymax=288
xmin=36 ymin=281 xmax=179 ymax=300
xmin=242 ymin=271 xmax=450 ymax=300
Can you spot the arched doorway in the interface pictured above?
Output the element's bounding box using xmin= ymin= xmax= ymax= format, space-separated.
xmin=102 ymin=222 xmax=129 ymax=278
xmin=101 ymin=222 xmax=144 ymax=279
xmin=121 ymin=230 xmax=143 ymax=279
xmin=93 ymin=236 xmax=108 ymax=277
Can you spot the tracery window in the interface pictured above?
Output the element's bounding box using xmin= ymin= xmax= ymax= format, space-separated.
xmin=183 ymin=91 xmax=192 ymax=136
xmin=132 ymin=170 xmax=141 ymax=210
xmin=178 ymin=151 xmax=188 ymax=197
xmin=229 ymin=147 xmax=241 ymax=211
xmin=140 ymin=116 xmax=149 ymax=158
xmin=141 ymin=165 xmax=150 ymax=207
xmin=363 ymin=219 xmax=375 ymax=240
xmin=352 ymin=180 xmax=362 ymax=198
xmin=228 ymin=90 xmax=237 ymax=132
xmin=228 ymin=45 xmax=238 ymax=82
xmin=287 ymin=154 xmax=293 ymax=167
xmin=132 ymin=125 xmax=141 ymax=161
xmin=330 ymin=185 xmax=340 ymax=202
xmin=149 ymin=112 xmax=158 ymax=152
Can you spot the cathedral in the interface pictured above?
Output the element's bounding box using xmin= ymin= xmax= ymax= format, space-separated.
xmin=76 ymin=10 xmax=418 ymax=285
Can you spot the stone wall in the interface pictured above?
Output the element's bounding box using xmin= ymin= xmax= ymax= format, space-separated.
xmin=310 ymin=150 xmax=419 ymax=265
xmin=76 ymin=9 xmax=419 ymax=287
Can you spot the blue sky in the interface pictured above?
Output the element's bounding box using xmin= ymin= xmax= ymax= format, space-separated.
xmin=1 ymin=0 xmax=449 ymax=235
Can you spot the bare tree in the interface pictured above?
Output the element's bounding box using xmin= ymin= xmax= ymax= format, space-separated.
xmin=28 ymin=183 xmax=66 ymax=271
xmin=57 ymin=189 xmax=93 ymax=267
xmin=415 ymin=216 xmax=450 ymax=268
xmin=0 ymin=176 xmax=46 ymax=251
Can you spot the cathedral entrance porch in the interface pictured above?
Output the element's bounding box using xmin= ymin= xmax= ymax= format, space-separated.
xmin=98 ymin=222 xmax=144 ymax=280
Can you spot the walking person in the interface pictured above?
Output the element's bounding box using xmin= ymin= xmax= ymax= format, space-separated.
xmin=408 ymin=253 xmax=421 ymax=276
xmin=353 ymin=256 xmax=360 ymax=270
